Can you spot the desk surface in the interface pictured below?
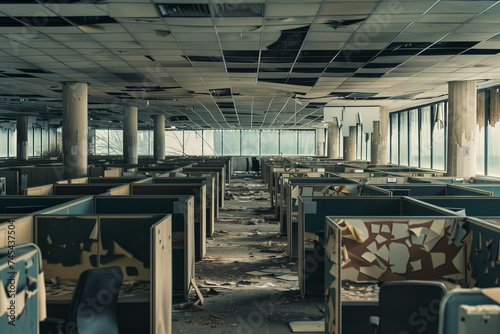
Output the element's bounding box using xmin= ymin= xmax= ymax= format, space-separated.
xmin=46 ymin=280 xmax=150 ymax=303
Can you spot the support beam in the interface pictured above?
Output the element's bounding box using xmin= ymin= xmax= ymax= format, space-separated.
xmin=123 ymin=105 xmax=138 ymax=164
xmin=343 ymin=126 xmax=357 ymax=161
xmin=327 ymin=119 xmax=339 ymax=159
xmin=16 ymin=115 xmax=28 ymax=161
xmin=153 ymin=115 xmax=165 ymax=161
xmin=371 ymin=107 xmax=389 ymax=165
xmin=447 ymin=81 xmax=477 ymax=177
xmin=62 ymin=82 xmax=88 ymax=179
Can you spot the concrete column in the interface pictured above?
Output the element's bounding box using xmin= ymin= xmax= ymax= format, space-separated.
xmin=62 ymin=82 xmax=88 ymax=179
xmin=123 ymin=105 xmax=138 ymax=164
xmin=88 ymin=128 xmax=96 ymax=156
xmin=343 ymin=126 xmax=357 ymax=161
xmin=447 ymin=81 xmax=477 ymax=177
xmin=16 ymin=115 xmax=29 ymax=161
xmin=327 ymin=119 xmax=340 ymax=159
xmin=153 ymin=115 xmax=165 ymax=160
xmin=316 ymin=128 xmax=325 ymax=156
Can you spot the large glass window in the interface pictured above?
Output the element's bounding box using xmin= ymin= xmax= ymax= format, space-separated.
xmin=390 ymin=113 xmax=399 ymax=163
xmin=203 ymin=130 xmax=222 ymax=156
xmin=184 ymin=130 xmax=203 ymax=155
xmin=241 ymin=130 xmax=260 ymax=155
xmin=476 ymin=91 xmax=486 ymax=175
xmin=399 ymin=111 xmax=408 ymax=166
xmin=95 ymin=129 xmax=108 ymax=155
xmin=432 ymin=103 xmax=446 ymax=170
xmin=223 ymin=130 xmax=240 ymax=155
xmin=9 ymin=129 xmax=16 ymax=157
xmin=0 ymin=127 xmax=7 ymax=157
xmin=420 ymin=107 xmax=432 ymax=168
xmin=409 ymin=109 xmax=419 ymax=167
xmin=165 ymin=131 xmax=184 ymax=156
xmin=138 ymin=130 xmax=151 ymax=156
xmin=298 ymin=130 xmax=315 ymax=155
xmin=280 ymin=131 xmax=298 ymax=155
xmin=33 ymin=127 xmax=42 ymax=156
xmin=261 ymin=130 xmax=279 ymax=155
xmin=108 ymin=130 xmax=123 ymax=155
xmin=488 ymin=89 xmax=500 ymax=176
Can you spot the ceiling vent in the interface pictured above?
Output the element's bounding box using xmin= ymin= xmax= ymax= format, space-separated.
xmin=156 ymin=4 xmax=210 ymax=17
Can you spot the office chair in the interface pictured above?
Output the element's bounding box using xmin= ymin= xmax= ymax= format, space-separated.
xmin=439 ymin=288 xmax=500 ymax=334
xmin=40 ymin=266 xmax=123 ymax=334
xmin=369 ymin=281 xmax=447 ymax=334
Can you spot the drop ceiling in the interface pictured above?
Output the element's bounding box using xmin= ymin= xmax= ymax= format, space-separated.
xmin=0 ymin=0 xmax=499 ymax=130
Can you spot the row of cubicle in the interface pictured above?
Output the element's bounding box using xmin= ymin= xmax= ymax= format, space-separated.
xmin=262 ymin=157 xmax=500 ymax=334
xmin=0 ymin=157 xmax=231 ymax=334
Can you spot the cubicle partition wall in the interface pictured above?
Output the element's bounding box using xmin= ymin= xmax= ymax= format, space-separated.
xmin=297 ymin=197 xmax=460 ymax=297
xmin=0 ymin=243 xmax=44 ymax=334
xmin=94 ymin=196 xmax=195 ymax=297
xmin=373 ymin=184 xmax=492 ymax=196
xmin=167 ymin=171 xmax=220 ymax=218
xmin=286 ymin=184 xmax=390 ymax=255
xmin=35 ymin=214 xmax=172 ymax=334
xmin=88 ymin=176 xmax=149 ymax=184
xmin=462 ymin=217 xmax=500 ymax=288
xmin=0 ymin=196 xmax=84 ymax=214
xmin=153 ymin=177 xmax=215 ymax=236
xmin=281 ymin=177 xmax=360 ymax=234
xmin=183 ymin=166 xmax=225 ymax=208
xmin=24 ymin=183 xmax=132 ymax=196
xmin=0 ymin=170 xmax=19 ymax=194
xmin=270 ymin=168 xmax=318 ymax=210
xmin=130 ymin=184 xmax=206 ymax=260
xmin=324 ymin=214 xmax=464 ymax=334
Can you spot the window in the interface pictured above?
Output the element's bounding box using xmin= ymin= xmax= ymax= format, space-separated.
xmin=298 ymin=131 xmax=315 ymax=155
xmin=165 ymin=131 xmax=184 ymax=156
xmin=420 ymin=107 xmax=431 ymax=168
xmin=261 ymin=130 xmax=279 ymax=155
xmin=223 ymin=130 xmax=241 ymax=155
xmin=399 ymin=111 xmax=408 ymax=166
xmin=432 ymin=103 xmax=446 ymax=170
xmin=409 ymin=109 xmax=419 ymax=167
xmin=241 ymin=130 xmax=260 ymax=155
xmin=390 ymin=113 xmax=399 ymax=163
xmin=280 ymin=131 xmax=298 ymax=155
xmin=184 ymin=130 xmax=203 ymax=155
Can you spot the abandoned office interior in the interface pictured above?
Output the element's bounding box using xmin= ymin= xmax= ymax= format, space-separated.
xmin=3 ymin=1 xmax=500 ymax=333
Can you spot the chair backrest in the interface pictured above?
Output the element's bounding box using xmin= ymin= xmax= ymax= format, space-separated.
xmin=439 ymin=288 xmax=500 ymax=334
xmin=378 ymin=281 xmax=447 ymax=334
xmin=66 ymin=266 xmax=123 ymax=334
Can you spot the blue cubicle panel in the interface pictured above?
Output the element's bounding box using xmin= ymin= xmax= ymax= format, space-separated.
xmin=0 ymin=243 xmax=41 ymax=334
xmin=0 ymin=196 xmax=83 ymax=214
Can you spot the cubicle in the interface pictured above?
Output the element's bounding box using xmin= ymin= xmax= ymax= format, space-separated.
xmin=286 ymin=184 xmax=391 ymax=255
xmin=183 ymin=166 xmax=226 ymax=208
xmin=0 ymin=243 xmax=44 ymax=334
xmin=94 ymin=195 xmax=195 ymax=297
xmin=153 ymin=177 xmax=215 ymax=236
xmin=298 ymin=197 xmax=461 ymax=297
xmin=324 ymin=214 xmax=465 ymax=334
xmin=370 ymin=184 xmax=492 ymax=196
xmin=167 ymin=171 xmax=220 ymax=218
xmin=130 ymin=184 xmax=206 ymax=260
xmin=280 ymin=177 xmax=360 ymax=234
xmin=24 ymin=183 xmax=131 ymax=196
xmin=0 ymin=196 xmax=85 ymax=214
xmin=35 ymin=214 xmax=172 ymax=334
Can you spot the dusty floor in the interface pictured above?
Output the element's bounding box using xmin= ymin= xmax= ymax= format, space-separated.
xmin=172 ymin=172 xmax=325 ymax=333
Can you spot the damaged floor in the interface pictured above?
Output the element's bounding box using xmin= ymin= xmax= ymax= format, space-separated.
xmin=173 ymin=172 xmax=325 ymax=333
